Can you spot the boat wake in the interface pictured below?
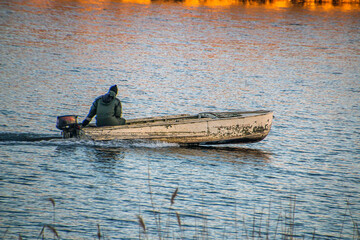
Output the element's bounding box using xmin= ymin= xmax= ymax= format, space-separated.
xmin=0 ymin=132 xmax=270 ymax=158
xmin=0 ymin=131 xmax=179 ymax=148
xmin=0 ymin=132 xmax=62 ymax=142
xmin=0 ymin=132 xmax=271 ymax=163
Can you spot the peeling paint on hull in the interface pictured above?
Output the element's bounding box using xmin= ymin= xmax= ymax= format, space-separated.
xmin=72 ymin=110 xmax=273 ymax=145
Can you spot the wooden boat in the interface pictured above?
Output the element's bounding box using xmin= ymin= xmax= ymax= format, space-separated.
xmin=57 ymin=110 xmax=273 ymax=145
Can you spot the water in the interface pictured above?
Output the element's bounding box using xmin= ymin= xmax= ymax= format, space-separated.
xmin=1 ymin=0 xmax=360 ymax=239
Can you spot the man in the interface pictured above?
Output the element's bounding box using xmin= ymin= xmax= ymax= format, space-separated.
xmin=81 ymin=85 xmax=126 ymax=127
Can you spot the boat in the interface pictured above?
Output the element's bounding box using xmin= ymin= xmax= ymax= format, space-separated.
xmin=56 ymin=110 xmax=273 ymax=146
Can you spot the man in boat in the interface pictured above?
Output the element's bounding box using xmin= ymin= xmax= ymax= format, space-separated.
xmin=81 ymin=85 xmax=126 ymax=127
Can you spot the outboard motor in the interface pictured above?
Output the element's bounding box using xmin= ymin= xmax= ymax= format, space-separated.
xmin=56 ymin=115 xmax=80 ymax=138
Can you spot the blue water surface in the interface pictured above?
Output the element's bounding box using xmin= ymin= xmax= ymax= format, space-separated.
xmin=0 ymin=0 xmax=359 ymax=239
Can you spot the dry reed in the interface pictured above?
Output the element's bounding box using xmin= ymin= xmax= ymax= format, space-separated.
xmin=97 ymin=224 xmax=102 ymax=240
xmin=170 ymin=188 xmax=178 ymax=206
xmin=38 ymin=224 xmax=59 ymax=239
xmin=48 ymin=198 xmax=56 ymax=224
xmin=137 ymin=215 xmax=146 ymax=233
xmin=176 ymin=212 xmax=182 ymax=228
xmin=48 ymin=198 xmax=55 ymax=208
xmin=147 ymin=164 xmax=162 ymax=238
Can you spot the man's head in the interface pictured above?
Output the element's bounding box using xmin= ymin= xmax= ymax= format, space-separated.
xmin=109 ymin=85 xmax=118 ymax=95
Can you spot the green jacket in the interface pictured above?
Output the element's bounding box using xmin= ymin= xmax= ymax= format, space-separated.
xmin=85 ymin=91 xmax=125 ymax=127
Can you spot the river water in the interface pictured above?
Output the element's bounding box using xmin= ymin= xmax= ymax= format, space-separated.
xmin=1 ymin=0 xmax=359 ymax=239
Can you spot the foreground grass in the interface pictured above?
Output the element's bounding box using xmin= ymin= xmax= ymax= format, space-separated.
xmin=135 ymin=190 xmax=359 ymax=240
xmin=2 ymin=192 xmax=359 ymax=240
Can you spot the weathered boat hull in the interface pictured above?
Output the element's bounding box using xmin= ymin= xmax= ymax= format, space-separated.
xmin=76 ymin=110 xmax=273 ymax=145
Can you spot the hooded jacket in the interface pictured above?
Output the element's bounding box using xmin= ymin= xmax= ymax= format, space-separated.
xmin=85 ymin=90 xmax=125 ymax=127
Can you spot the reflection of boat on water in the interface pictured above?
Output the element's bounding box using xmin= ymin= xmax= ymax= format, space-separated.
xmin=89 ymin=145 xmax=271 ymax=165
xmin=57 ymin=110 xmax=273 ymax=146
xmin=172 ymin=145 xmax=272 ymax=163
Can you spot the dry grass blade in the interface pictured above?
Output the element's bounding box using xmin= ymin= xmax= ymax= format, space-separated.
xmin=137 ymin=215 xmax=146 ymax=232
xmin=176 ymin=212 xmax=182 ymax=228
xmin=39 ymin=224 xmax=59 ymax=239
xmin=46 ymin=225 xmax=59 ymax=239
xmin=48 ymin=198 xmax=55 ymax=208
xmin=2 ymin=228 xmax=9 ymax=239
xmin=346 ymin=200 xmax=360 ymax=238
xmin=98 ymin=224 xmax=101 ymax=240
xmin=171 ymin=188 xmax=178 ymax=205
xmin=39 ymin=225 xmax=45 ymax=237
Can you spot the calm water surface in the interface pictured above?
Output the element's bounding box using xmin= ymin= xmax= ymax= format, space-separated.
xmin=1 ymin=0 xmax=359 ymax=239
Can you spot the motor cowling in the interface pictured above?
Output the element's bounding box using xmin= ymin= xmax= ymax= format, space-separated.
xmin=56 ymin=115 xmax=82 ymax=139
xmin=56 ymin=115 xmax=78 ymax=130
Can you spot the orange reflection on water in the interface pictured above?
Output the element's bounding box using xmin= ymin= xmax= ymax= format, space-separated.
xmin=22 ymin=0 xmax=360 ymax=11
xmin=183 ymin=0 xmax=239 ymax=7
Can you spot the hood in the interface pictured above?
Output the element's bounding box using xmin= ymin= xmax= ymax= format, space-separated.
xmin=101 ymin=91 xmax=116 ymax=104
